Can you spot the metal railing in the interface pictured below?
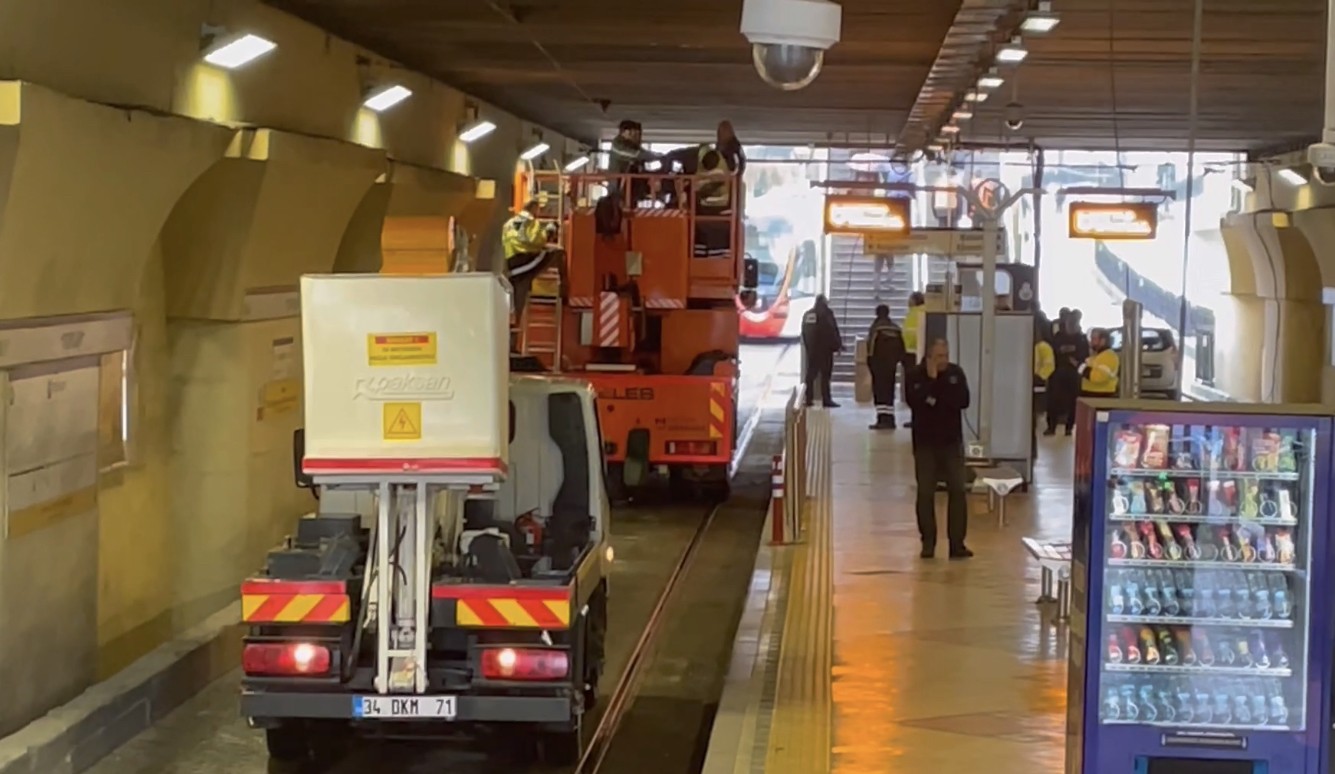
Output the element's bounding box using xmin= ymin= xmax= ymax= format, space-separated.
xmin=771 ymin=385 xmax=808 ymax=545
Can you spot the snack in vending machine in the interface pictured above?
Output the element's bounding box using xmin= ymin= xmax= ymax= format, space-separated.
xmin=1185 ymin=479 xmax=1204 ymax=514
xmin=1232 ymin=685 xmax=1252 ymax=725
xmin=1142 ymin=574 xmax=1163 ymax=616
xmin=1250 ymin=573 xmax=1272 ymax=619
xmin=1251 ymin=429 xmax=1282 ymax=472
xmin=1215 ymin=576 xmax=1235 ymax=618
xmin=1232 ymin=571 xmax=1253 ymax=618
xmin=1138 ymin=685 xmax=1160 ymax=722
xmin=1130 ymin=481 xmax=1148 ymax=513
xmin=1269 ymin=575 xmax=1292 ymax=619
xmin=1158 ymin=570 xmax=1180 ymax=615
xmin=1108 ymin=571 xmax=1126 ymax=613
xmin=1239 ymin=481 xmax=1261 ymax=519
xmin=1156 ymin=521 xmax=1182 ymax=560
xmin=1141 ymin=425 xmax=1171 ymax=469
xmin=1174 ymin=628 xmax=1196 ymax=665
xmin=1112 ymin=483 xmax=1132 ymax=515
xmin=1126 ymin=525 xmax=1146 ymax=560
xmin=1212 ymin=687 xmax=1233 ymax=725
xmin=1206 ymin=480 xmax=1226 ymax=517
xmin=1121 ymin=685 xmax=1141 ymax=721
xmin=1248 ymin=630 xmax=1270 ymax=669
xmin=1103 ymin=687 xmax=1123 ymax=721
xmin=1175 ymin=686 xmax=1195 ymax=724
xmin=1125 ymin=572 xmax=1145 ymax=615
xmin=1156 ymin=628 xmax=1179 ymax=665
xmin=1268 ymin=633 xmax=1290 ymax=669
xmin=1173 ymin=442 xmax=1198 ymax=470
xmin=1107 ymin=633 xmax=1123 ymax=663
xmin=1216 ymin=636 xmax=1236 ymax=666
xmin=1173 ymin=569 xmax=1195 ymax=615
xmin=1140 ymin=521 xmax=1163 ymax=560
xmin=1139 ymin=626 xmax=1161 ymax=664
xmin=1259 ymin=531 xmax=1277 ymax=564
xmin=1195 ymin=688 xmax=1213 ymax=724
xmin=1174 ymin=524 xmax=1201 ymax=560
xmin=1268 ymin=681 xmax=1289 ymax=725
xmin=1274 ymin=529 xmax=1296 ymax=565
xmin=1157 ymin=689 xmax=1177 ymax=724
xmin=1147 ymin=483 xmax=1165 ymax=514
xmin=1114 ymin=427 xmax=1145 ymax=469
xmin=1123 ymin=626 xmax=1143 ymax=663
xmin=1237 ymin=525 xmax=1259 ymax=564
xmin=1222 ymin=427 xmax=1244 ymax=471
xmin=1110 ymin=529 xmax=1129 ymax=559
xmin=1276 ymin=430 xmax=1298 ymax=473
xmin=1197 ymin=525 xmax=1220 ymax=561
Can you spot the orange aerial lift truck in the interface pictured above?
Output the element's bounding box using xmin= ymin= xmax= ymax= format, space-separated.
xmin=241 ymin=273 xmax=611 ymax=765
xmin=518 ymin=165 xmax=757 ymax=498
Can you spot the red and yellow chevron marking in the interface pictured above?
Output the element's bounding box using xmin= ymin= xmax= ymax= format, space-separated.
xmin=432 ymin=586 xmax=572 ymax=629
xmin=709 ymin=381 xmax=729 ymax=440
xmin=240 ymin=580 xmax=351 ymax=624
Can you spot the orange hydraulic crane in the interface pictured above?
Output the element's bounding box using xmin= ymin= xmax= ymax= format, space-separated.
xmin=517 ymin=167 xmax=756 ymax=498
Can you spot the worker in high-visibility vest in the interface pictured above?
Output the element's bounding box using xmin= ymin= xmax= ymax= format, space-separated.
xmin=1033 ymin=325 xmax=1055 ymax=452
xmin=502 ymin=199 xmax=566 ymax=329
xmin=695 ymin=147 xmax=733 ymax=211
xmin=901 ymin=292 xmax=926 ymax=427
xmin=1080 ymin=327 xmax=1121 ymax=398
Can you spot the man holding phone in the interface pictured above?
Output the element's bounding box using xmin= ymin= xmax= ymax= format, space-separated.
xmin=905 ymin=338 xmax=973 ymax=559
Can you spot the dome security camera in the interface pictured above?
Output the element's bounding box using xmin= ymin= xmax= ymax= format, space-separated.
xmin=1004 ymin=102 xmax=1025 ymax=131
xmin=741 ymin=0 xmax=842 ymax=91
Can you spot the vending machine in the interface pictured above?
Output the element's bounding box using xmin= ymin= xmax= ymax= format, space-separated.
xmin=1066 ymin=401 xmax=1334 ymax=774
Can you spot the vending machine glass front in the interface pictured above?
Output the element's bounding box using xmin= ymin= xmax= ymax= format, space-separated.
xmin=1087 ymin=415 xmax=1327 ymax=773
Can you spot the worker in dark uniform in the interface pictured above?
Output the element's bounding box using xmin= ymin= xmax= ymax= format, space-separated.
xmin=905 ymin=338 xmax=972 ymax=559
xmin=502 ymin=199 xmax=566 ymax=330
xmin=801 ymin=294 xmax=842 ymax=408
xmin=1046 ymin=310 xmax=1088 ymax=436
xmin=865 ymin=304 xmax=906 ymax=429
xmin=607 ymin=120 xmax=659 ymax=204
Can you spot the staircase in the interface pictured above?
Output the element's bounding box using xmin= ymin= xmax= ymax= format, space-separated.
xmin=827 ymin=240 xmax=949 ymax=383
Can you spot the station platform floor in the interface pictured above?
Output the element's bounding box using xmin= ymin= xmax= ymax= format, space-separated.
xmin=704 ymin=397 xmax=1076 ymax=774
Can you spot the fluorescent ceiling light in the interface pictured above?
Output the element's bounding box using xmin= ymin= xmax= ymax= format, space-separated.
xmin=927 ymin=143 xmax=944 ymax=153
xmin=1231 ymin=178 xmax=1255 ymax=194
xmin=363 ymin=85 xmax=412 ymax=112
xmin=977 ymin=72 xmax=1005 ymax=90
xmin=1021 ymin=2 xmax=1060 ymax=33
xmin=204 ymin=34 xmax=277 ymax=70
xmin=997 ymin=42 xmax=1029 ymax=64
xmin=565 ymin=157 xmax=591 ymax=172
xmin=953 ymin=108 xmax=974 ymax=121
xmin=520 ymin=142 xmax=550 ymax=161
xmin=940 ymin=124 xmax=961 ymax=134
xmin=965 ymin=90 xmax=989 ymax=103
xmin=1278 ymin=168 xmax=1307 ymax=186
xmin=458 ymin=120 xmax=497 ymax=143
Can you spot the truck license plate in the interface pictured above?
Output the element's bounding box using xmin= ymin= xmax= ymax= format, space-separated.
xmin=353 ymin=696 xmax=457 ymax=720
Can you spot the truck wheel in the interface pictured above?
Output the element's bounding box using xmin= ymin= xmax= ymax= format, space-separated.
xmin=265 ymin=725 xmax=310 ymax=762
xmin=537 ymin=728 xmax=582 ymax=766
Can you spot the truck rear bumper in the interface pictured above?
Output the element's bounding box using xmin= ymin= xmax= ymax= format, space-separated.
xmin=242 ymin=691 xmax=573 ymax=724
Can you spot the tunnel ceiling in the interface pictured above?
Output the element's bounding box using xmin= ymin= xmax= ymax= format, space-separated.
xmin=268 ymin=0 xmax=1326 ymax=153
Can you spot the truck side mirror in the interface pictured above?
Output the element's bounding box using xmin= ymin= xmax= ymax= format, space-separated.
xmin=292 ymin=429 xmax=315 ymax=490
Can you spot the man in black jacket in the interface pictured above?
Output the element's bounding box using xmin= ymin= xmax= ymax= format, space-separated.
xmin=1046 ymin=311 xmax=1089 ymax=436
xmin=905 ymin=338 xmax=973 ymax=559
xmin=865 ymin=304 xmax=906 ymax=429
xmin=801 ymin=295 xmax=842 ymax=408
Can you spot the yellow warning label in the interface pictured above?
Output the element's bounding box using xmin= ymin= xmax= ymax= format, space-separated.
xmin=383 ymin=402 xmax=422 ymax=441
xmin=368 ymin=333 xmax=437 ymax=367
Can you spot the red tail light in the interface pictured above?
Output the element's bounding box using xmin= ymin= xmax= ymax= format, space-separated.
xmin=243 ymin=643 xmax=331 ymax=676
xmin=667 ymin=441 xmax=717 ymax=456
xmin=481 ymin=648 xmax=569 ymax=681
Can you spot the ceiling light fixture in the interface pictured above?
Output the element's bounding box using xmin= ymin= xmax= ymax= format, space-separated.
xmin=953 ymin=107 xmax=974 ymax=121
xmin=565 ymin=156 xmax=591 ymax=172
xmin=964 ymin=90 xmax=989 ymax=103
xmin=997 ymin=38 xmax=1029 ymax=64
xmin=203 ymin=33 xmax=277 ymax=70
xmin=977 ymin=68 xmax=1005 ymax=90
xmin=1278 ymin=168 xmax=1307 ymax=186
xmin=520 ymin=142 xmax=551 ymax=161
xmin=940 ymin=124 xmax=961 ymax=135
xmin=459 ymin=120 xmax=497 ymax=144
xmin=1021 ymin=1 xmax=1060 ymax=33
xmin=362 ymin=84 xmax=412 ymax=113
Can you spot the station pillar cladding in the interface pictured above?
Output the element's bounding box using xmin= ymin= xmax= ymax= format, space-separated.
xmin=157 ymin=129 xmax=383 ymax=633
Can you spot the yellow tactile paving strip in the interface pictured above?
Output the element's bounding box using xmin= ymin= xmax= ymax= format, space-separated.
xmin=763 ymin=410 xmax=834 ymax=774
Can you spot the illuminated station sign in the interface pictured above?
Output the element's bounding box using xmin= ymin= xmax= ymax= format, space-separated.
xmin=1067 ymin=201 xmax=1159 ymax=240
xmin=824 ymin=196 xmax=911 ymax=236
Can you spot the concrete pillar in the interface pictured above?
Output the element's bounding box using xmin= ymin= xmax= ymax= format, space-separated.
xmin=158 ymin=129 xmax=385 ymax=631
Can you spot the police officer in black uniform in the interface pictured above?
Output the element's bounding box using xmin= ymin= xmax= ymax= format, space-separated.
xmin=865 ymin=304 xmax=906 ymax=429
xmin=802 ymin=294 xmax=842 ymax=408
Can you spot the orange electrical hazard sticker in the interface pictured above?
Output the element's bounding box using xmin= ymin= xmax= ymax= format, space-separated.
xmin=383 ymin=402 xmax=422 ymax=440
xmin=367 ymin=332 xmax=437 ymax=366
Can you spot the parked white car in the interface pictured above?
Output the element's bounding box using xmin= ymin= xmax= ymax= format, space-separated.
xmin=1108 ymin=327 xmax=1181 ymax=400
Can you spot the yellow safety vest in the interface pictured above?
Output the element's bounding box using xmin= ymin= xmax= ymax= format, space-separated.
xmin=1034 ymin=341 xmax=1055 ymax=382
xmin=1082 ymin=348 xmax=1120 ymax=394
xmin=697 ymin=146 xmax=732 ymax=208
xmin=903 ymin=306 xmax=924 ymax=352
xmin=501 ymin=212 xmax=546 ymax=259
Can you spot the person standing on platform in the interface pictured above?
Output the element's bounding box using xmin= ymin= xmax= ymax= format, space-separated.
xmin=1033 ymin=319 xmax=1055 ymax=451
xmin=902 ymin=291 xmax=926 ymax=427
xmin=1080 ymin=327 xmax=1121 ymax=399
xmin=905 ymin=338 xmax=973 ymax=560
xmin=1046 ymin=310 xmax=1088 ymax=436
xmin=801 ymin=294 xmax=843 ymax=408
xmin=865 ymin=304 xmax=906 ymax=430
